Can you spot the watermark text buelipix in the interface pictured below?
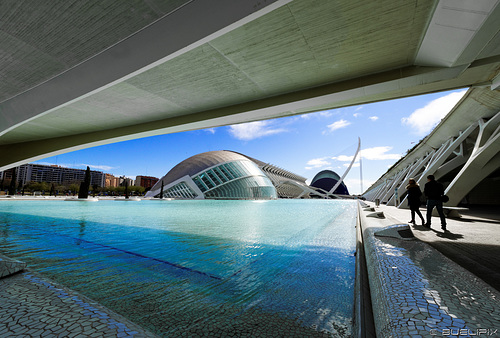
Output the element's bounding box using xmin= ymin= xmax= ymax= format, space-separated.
xmin=430 ymin=329 xmax=498 ymax=336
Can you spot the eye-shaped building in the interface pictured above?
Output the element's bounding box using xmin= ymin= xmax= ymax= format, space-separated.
xmin=309 ymin=170 xmax=350 ymax=196
xmin=145 ymin=150 xmax=311 ymax=200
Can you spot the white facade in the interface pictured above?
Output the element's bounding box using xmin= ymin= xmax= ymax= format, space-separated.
xmin=145 ymin=151 xmax=310 ymax=200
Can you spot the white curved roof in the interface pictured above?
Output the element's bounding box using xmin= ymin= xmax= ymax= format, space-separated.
xmin=155 ymin=150 xmax=250 ymax=187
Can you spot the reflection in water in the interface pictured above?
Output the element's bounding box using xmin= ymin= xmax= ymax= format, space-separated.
xmin=77 ymin=218 xmax=86 ymax=245
xmin=0 ymin=199 xmax=357 ymax=337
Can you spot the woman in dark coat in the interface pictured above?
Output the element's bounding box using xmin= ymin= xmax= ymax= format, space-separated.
xmin=406 ymin=178 xmax=425 ymax=225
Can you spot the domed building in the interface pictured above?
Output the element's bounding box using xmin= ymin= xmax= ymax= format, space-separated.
xmin=310 ymin=170 xmax=350 ymax=196
xmin=145 ymin=150 xmax=310 ymax=200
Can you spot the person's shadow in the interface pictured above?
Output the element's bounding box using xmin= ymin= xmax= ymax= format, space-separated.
xmin=435 ymin=229 xmax=463 ymax=240
xmin=412 ymin=224 xmax=464 ymax=240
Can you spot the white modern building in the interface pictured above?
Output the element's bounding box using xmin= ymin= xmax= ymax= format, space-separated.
xmin=145 ymin=150 xmax=310 ymax=200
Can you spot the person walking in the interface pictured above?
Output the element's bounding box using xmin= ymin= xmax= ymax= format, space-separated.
xmin=423 ymin=175 xmax=447 ymax=231
xmin=405 ymin=178 xmax=425 ymax=226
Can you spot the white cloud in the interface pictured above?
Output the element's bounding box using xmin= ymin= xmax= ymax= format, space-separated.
xmin=343 ymin=162 xmax=360 ymax=168
xmin=228 ymin=121 xmax=287 ymax=141
xmin=361 ymin=147 xmax=401 ymax=160
xmin=332 ymin=155 xmax=354 ymax=162
xmin=355 ymin=106 xmax=364 ymax=111
xmin=332 ymin=146 xmax=401 ymax=162
xmin=369 ymin=116 xmax=379 ymax=121
xmin=205 ymin=128 xmax=216 ymax=134
xmin=353 ymin=113 xmax=361 ymax=118
xmin=301 ymin=110 xmax=334 ymax=120
xmin=306 ymin=146 xmax=400 ymax=171
xmin=305 ymin=157 xmax=331 ymax=170
xmin=401 ymin=90 xmax=467 ymax=135
xmin=325 ymin=119 xmax=351 ymax=132
xmin=318 ymin=110 xmax=334 ymax=118
xmin=81 ymin=164 xmax=117 ymax=171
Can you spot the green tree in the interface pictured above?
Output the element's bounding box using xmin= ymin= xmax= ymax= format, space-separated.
xmin=92 ymin=184 xmax=99 ymax=197
xmin=39 ymin=182 xmax=50 ymax=193
xmin=127 ymin=185 xmax=145 ymax=196
xmin=55 ymin=184 xmax=65 ymax=195
xmin=27 ymin=181 xmax=49 ymax=193
xmin=69 ymin=184 xmax=80 ymax=196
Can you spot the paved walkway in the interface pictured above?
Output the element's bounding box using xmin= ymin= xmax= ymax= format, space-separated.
xmin=359 ymin=202 xmax=500 ymax=337
xmin=377 ymin=204 xmax=500 ymax=292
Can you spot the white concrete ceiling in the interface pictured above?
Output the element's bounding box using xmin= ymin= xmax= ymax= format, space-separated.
xmin=1 ymin=0 xmax=500 ymax=170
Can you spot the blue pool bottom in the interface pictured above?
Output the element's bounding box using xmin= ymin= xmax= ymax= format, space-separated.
xmin=0 ymin=199 xmax=357 ymax=337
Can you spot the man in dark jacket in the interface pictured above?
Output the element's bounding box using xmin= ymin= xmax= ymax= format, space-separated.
xmin=423 ymin=175 xmax=447 ymax=230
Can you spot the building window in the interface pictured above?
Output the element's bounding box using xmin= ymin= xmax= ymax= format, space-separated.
xmin=163 ymin=182 xmax=197 ymax=199
xmin=213 ymin=167 xmax=229 ymax=182
xmin=206 ymin=170 xmax=222 ymax=185
xmin=200 ymin=174 xmax=215 ymax=189
xmin=193 ymin=176 xmax=207 ymax=192
xmin=192 ymin=160 xmax=277 ymax=200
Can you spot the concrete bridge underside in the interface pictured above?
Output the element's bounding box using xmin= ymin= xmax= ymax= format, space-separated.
xmin=1 ymin=0 xmax=500 ymax=172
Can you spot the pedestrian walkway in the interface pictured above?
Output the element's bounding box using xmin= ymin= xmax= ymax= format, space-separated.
xmin=359 ymin=202 xmax=500 ymax=337
xmin=378 ymin=204 xmax=500 ymax=292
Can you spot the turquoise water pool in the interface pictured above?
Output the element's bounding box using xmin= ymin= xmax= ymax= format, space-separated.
xmin=0 ymin=199 xmax=357 ymax=337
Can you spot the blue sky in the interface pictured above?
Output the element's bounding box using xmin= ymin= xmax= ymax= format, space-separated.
xmin=36 ymin=88 xmax=467 ymax=195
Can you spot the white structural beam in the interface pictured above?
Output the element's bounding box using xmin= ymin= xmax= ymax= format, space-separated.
xmin=365 ymin=106 xmax=500 ymax=208
xmin=329 ymin=137 xmax=361 ymax=195
xmin=445 ymin=111 xmax=500 ymax=205
xmin=381 ymin=165 xmax=412 ymax=206
xmin=394 ymin=153 xmax=440 ymax=207
xmin=415 ymin=0 xmax=500 ymax=67
xmin=0 ymin=0 xmax=290 ymax=137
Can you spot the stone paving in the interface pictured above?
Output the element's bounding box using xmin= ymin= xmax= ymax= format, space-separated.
xmin=360 ymin=202 xmax=500 ymax=337
xmin=0 ymin=254 xmax=157 ymax=337
xmin=0 ymin=254 xmax=26 ymax=278
xmin=379 ymin=203 xmax=500 ymax=292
